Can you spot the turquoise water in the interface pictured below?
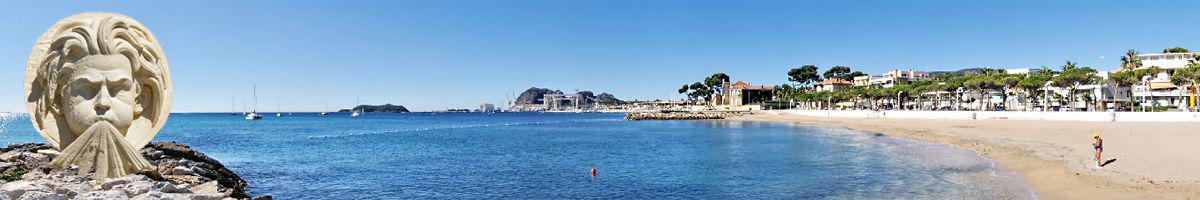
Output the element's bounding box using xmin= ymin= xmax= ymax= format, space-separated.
xmin=0 ymin=112 xmax=1033 ymax=199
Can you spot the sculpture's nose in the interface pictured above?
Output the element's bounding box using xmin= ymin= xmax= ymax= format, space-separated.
xmin=95 ymin=86 xmax=112 ymax=112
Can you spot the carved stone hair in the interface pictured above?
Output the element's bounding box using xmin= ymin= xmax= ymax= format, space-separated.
xmin=24 ymin=12 xmax=172 ymax=149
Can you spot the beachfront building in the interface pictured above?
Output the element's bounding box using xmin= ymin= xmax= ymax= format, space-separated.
xmin=1128 ymin=52 xmax=1200 ymax=110
xmin=851 ymin=69 xmax=931 ymax=88
xmin=711 ymin=81 xmax=774 ymax=107
xmin=815 ymin=78 xmax=853 ymax=92
xmin=543 ymin=93 xmax=592 ymax=111
xmin=1005 ymin=68 xmax=1043 ymax=76
xmin=479 ymin=103 xmax=496 ymax=112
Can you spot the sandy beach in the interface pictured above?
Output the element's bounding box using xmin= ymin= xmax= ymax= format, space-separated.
xmin=730 ymin=111 xmax=1200 ymax=199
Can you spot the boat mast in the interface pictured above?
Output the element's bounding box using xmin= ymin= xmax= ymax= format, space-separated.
xmin=252 ymin=85 xmax=258 ymax=113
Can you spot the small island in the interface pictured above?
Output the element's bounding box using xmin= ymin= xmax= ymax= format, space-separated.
xmin=338 ymin=104 xmax=410 ymax=113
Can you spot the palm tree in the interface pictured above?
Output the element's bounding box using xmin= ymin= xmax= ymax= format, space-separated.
xmin=1121 ymin=49 xmax=1142 ymax=71
xmin=1062 ymin=60 xmax=1078 ymax=71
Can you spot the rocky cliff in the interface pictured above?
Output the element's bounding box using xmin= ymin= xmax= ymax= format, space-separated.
xmin=514 ymin=87 xmax=562 ymax=105
xmin=596 ymin=93 xmax=622 ymax=105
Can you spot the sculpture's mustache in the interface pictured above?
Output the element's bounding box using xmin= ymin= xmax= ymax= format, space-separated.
xmin=86 ymin=114 xmax=120 ymax=124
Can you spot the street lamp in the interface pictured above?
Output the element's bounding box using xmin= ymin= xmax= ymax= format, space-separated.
xmin=827 ymin=96 xmax=832 ymax=110
xmin=955 ymin=87 xmax=965 ymax=111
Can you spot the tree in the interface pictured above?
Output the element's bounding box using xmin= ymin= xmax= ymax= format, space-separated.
xmin=678 ymin=73 xmax=729 ymax=103
xmin=703 ymin=73 xmax=730 ymax=93
xmin=788 ymin=65 xmax=822 ymax=89
xmin=1107 ymin=70 xmax=1140 ymax=111
xmin=1120 ymin=49 xmax=1142 ymax=71
xmin=1051 ymin=67 xmax=1100 ymax=111
xmin=965 ymin=75 xmax=998 ymax=110
xmin=996 ymin=75 xmax=1021 ymax=110
xmin=1170 ymin=63 xmax=1200 ymax=111
xmin=684 ymin=82 xmax=711 ymax=100
xmin=1136 ymin=66 xmax=1165 ymax=111
xmin=845 ymin=71 xmax=867 ymax=81
xmin=1061 ymin=60 xmax=1078 ymax=71
xmin=1163 ymin=46 xmax=1190 ymax=53
xmin=823 ymin=66 xmax=851 ymax=80
xmin=1017 ymin=73 xmax=1051 ymax=111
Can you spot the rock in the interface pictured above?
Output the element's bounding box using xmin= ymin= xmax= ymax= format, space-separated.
xmin=33 ymin=150 xmax=58 ymax=160
xmin=175 ymin=159 xmax=194 ymax=168
xmin=1 ymin=181 xmax=41 ymax=199
xmin=75 ymin=190 xmax=128 ymax=200
xmin=52 ymin=183 xmax=91 ymax=199
xmin=190 ymin=193 xmax=226 ymax=200
xmin=0 ymin=142 xmax=260 ymax=200
xmin=155 ymin=182 xmax=188 ymax=193
xmin=100 ymin=177 xmax=133 ymax=190
xmin=187 ymin=181 xmax=220 ymax=194
xmin=122 ymin=181 xmax=155 ymax=197
xmin=168 ymin=166 xmax=193 ymax=176
xmin=2 ymin=153 xmax=19 ymax=162
xmin=17 ymin=191 xmax=64 ymax=200
xmin=145 ymin=142 xmax=248 ymax=198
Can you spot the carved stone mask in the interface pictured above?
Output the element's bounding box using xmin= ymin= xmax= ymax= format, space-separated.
xmin=24 ymin=12 xmax=171 ymax=181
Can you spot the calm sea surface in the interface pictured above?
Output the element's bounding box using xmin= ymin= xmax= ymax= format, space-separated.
xmin=0 ymin=112 xmax=1033 ymax=199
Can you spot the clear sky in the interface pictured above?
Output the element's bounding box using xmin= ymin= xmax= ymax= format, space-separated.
xmin=1 ymin=0 xmax=1197 ymax=112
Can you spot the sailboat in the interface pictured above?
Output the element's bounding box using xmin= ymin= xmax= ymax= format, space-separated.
xmin=320 ymin=101 xmax=329 ymax=115
xmin=230 ymin=98 xmax=238 ymax=115
xmin=276 ymin=99 xmax=283 ymax=117
xmin=245 ymin=85 xmax=263 ymax=120
xmin=351 ymin=98 xmax=362 ymax=117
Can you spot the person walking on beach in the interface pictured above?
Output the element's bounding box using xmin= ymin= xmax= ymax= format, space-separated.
xmin=1093 ymin=133 xmax=1104 ymax=167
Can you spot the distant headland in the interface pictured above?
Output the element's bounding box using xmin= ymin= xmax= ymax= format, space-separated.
xmin=338 ymin=104 xmax=410 ymax=113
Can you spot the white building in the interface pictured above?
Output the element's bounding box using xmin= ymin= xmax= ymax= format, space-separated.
xmin=1128 ymin=52 xmax=1199 ymax=110
xmin=1005 ymin=68 xmax=1043 ymax=75
xmin=479 ymin=103 xmax=496 ymax=112
xmin=852 ymin=69 xmax=930 ymax=88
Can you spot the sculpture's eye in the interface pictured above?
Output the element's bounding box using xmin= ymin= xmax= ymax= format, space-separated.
xmin=70 ymin=78 xmax=100 ymax=100
xmin=109 ymin=78 xmax=132 ymax=97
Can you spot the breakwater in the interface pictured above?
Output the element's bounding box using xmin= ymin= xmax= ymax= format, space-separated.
xmin=623 ymin=111 xmax=747 ymax=120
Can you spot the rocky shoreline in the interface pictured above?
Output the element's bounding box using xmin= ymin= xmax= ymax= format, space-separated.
xmin=0 ymin=142 xmax=266 ymax=200
xmin=623 ymin=111 xmax=747 ymax=120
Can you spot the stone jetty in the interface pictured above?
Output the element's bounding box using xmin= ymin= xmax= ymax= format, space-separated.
xmin=0 ymin=142 xmax=268 ymax=200
xmin=624 ymin=111 xmax=747 ymax=120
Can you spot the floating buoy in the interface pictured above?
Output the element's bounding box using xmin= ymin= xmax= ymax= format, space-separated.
xmin=590 ymin=168 xmax=597 ymax=176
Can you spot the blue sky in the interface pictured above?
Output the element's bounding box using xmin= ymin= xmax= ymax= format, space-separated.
xmin=1 ymin=0 xmax=1197 ymax=112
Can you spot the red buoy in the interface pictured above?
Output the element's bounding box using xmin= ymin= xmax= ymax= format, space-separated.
xmin=590 ymin=168 xmax=597 ymax=176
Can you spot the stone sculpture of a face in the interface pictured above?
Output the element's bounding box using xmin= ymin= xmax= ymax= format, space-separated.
xmin=24 ymin=12 xmax=171 ymax=180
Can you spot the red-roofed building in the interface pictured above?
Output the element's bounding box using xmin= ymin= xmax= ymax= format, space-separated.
xmin=816 ymin=78 xmax=853 ymax=92
xmin=711 ymin=81 xmax=775 ymax=106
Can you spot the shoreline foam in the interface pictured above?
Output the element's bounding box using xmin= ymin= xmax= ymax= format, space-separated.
xmin=729 ymin=112 xmax=1200 ymax=199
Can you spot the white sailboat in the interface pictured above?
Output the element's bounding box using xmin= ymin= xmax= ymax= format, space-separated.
xmin=245 ymin=85 xmax=263 ymax=120
xmin=276 ymin=99 xmax=283 ymax=117
xmin=320 ymin=101 xmax=329 ymax=115
xmin=351 ymin=98 xmax=362 ymax=117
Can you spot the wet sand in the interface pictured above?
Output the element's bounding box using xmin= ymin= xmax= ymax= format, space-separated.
xmin=729 ymin=111 xmax=1200 ymax=199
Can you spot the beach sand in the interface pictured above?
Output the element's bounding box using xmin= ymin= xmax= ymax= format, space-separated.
xmin=729 ymin=112 xmax=1200 ymax=199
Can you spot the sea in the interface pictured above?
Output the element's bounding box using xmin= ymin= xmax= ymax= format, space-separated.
xmin=0 ymin=112 xmax=1035 ymax=199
